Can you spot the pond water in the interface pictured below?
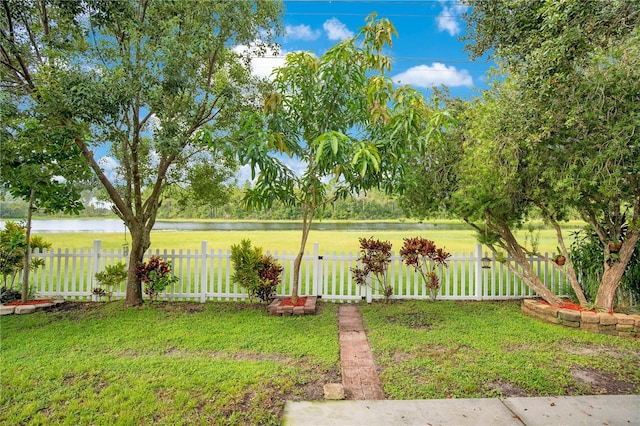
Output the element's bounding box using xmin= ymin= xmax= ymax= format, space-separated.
xmin=1 ymin=219 xmax=469 ymax=233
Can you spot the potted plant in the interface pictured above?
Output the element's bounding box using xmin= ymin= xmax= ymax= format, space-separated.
xmin=608 ymin=240 xmax=622 ymax=253
xmin=554 ymin=247 xmax=566 ymax=266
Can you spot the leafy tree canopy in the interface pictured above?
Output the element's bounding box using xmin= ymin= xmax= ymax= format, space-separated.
xmin=1 ymin=0 xmax=283 ymax=305
xmin=236 ymin=14 xmax=453 ymax=301
xmin=402 ymin=1 xmax=640 ymax=310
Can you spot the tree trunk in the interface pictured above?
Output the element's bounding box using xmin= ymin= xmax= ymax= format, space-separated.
xmin=291 ymin=205 xmax=314 ymax=304
xmin=487 ymin=217 xmax=563 ymax=306
xmin=21 ymin=188 xmax=35 ymax=302
xmin=549 ymin=218 xmax=588 ymax=306
xmin=510 ymin=250 xmax=563 ymax=306
xmin=124 ymin=224 xmax=151 ymax=306
xmin=595 ymin=230 xmax=639 ymax=312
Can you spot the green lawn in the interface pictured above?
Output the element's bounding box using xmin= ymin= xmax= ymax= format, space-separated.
xmin=3 ymin=299 xmax=635 ymax=425
xmin=0 ymin=302 xmax=340 ymax=425
xmin=362 ymin=300 xmax=640 ymax=399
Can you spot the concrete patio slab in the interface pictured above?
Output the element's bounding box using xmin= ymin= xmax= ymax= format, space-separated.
xmin=283 ymin=395 xmax=640 ymax=426
xmin=282 ymin=399 xmax=522 ymax=426
xmin=502 ymin=394 xmax=640 ymax=426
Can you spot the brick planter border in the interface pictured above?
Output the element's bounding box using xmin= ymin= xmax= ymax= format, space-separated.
xmin=268 ymin=296 xmax=317 ymax=316
xmin=521 ymin=299 xmax=640 ymax=338
xmin=0 ymin=299 xmax=65 ymax=316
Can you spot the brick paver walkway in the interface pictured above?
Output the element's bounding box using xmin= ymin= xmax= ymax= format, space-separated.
xmin=338 ymin=305 xmax=385 ymax=400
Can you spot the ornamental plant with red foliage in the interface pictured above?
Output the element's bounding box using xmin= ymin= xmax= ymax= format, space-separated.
xmin=400 ymin=237 xmax=450 ymax=301
xmin=136 ymin=256 xmax=179 ymax=301
xmin=256 ymin=255 xmax=284 ymax=302
xmin=351 ymin=237 xmax=393 ymax=301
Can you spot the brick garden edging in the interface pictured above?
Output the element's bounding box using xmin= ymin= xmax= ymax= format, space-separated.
xmin=268 ymin=296 xmax=317 ymax=315
xmin=521 ymin=299 xmax=640 ymax=338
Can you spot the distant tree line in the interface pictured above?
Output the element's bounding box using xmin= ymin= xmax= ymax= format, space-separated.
xmin=1 ymin=187 xmax=408 ymax=221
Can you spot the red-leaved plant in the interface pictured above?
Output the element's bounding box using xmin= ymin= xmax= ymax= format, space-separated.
xmin=351 ymin=237 xmax=393 ymax=302
xmin=400 ymin=237 xmax=450 ymax=301
xmin=136 ymin=256 xmax=179 ymax=301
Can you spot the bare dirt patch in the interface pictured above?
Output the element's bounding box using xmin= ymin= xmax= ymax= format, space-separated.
xmin=563 ymin=345 xmax=640 ymax=360
xmin=151 ymin=301 xmax=206 ymax=313
xmin=384 ymin=311 xmax=435 ymax=330
xmin=50 ymin=301 xmax=103 ymax=313
xmin=570 ymin=367 xmax=639 ymax=395
xmin=487 ymin=381 xmax=529 ymax=397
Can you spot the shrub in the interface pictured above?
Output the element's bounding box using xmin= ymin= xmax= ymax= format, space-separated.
xmin=136 ymin=256 xmax=179 ymax=301
xmin=400 ymin=237 xmax=450 ymax=301
xmin=256 ymin=255 xmax=284 ymax=302
xmin=1 ymin=221 xmax=29 ymax=290
xmin=230 ymin=239 xmax=283 ymax=302
xmin=0 ymin=221 xmax=51 ymax=296
xmin=351 ymin=237 xmax=393 ymax=301
xmin=94 ymin=262 xmax=127 ymax=301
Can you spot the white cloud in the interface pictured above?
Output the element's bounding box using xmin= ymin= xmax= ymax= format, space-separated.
xmin=323 ymin=18 xmax=354 ymax=41
xmin=98 ymin=156 xmax=120 ymax=182
xmin=236 ymin=164 xmax=255 ymax=184
xmin=392 ymin=63 xmax=473 ymax=88
xmin=285 ymin=24 xmax=321 ymax=41
xmin=232 ymin=43 xmax=287 ymax=80
xmin=146 ymin=114 xmax=160 ymax=133
xmin=282 ymin=157 xmax=307 ymax=178
xmin=436 ymin=4 xmax=467 ymax=36
xmin=236 ymin=156 xmax=309 ymax=185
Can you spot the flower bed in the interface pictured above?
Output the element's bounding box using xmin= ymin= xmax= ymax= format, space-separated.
xmin=268 ymin=296 xmax=317 ymax=315
xmin=521 ymin=299 xmax=640 ymax=337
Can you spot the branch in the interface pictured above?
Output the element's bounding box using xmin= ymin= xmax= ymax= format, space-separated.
xmin=537 ymin=202 xmax=588 ymax=306
xmin=0 ymin=2 xmax=35 ymax=92
xmin=71 ymin=133 xmax=131 ymax=225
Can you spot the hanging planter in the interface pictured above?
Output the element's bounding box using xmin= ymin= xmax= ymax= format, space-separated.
xmin=608 ymin=241 xmax=622 ymax=253
xmin=554 ymin=255 xmax=566 ymax=266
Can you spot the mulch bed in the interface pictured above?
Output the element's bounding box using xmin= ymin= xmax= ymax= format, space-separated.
xmin=4 ymin=299 xmax=54 ymax=306
xmin=540 ymin=300 xmax=597 ymax=312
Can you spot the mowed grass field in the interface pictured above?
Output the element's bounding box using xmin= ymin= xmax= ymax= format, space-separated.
xmin=40 ymin=220 xmax=585 ymax=256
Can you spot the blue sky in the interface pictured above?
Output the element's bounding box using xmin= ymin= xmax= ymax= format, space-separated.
xmin=99 ymin=1 xmax=494 ymax=185
xmin=246 ymin=0 xmax=492 ymax=99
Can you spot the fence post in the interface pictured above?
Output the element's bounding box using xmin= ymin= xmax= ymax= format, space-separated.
xmin=312 ymin=242 xmax=320 ymax=297
xmin=92 ymin=240 xmax=102 ymax=293
xmin=200 ymin=241 xmax=208 ymax=303
xmin=475 ymin=244 xmax=483 ymax=301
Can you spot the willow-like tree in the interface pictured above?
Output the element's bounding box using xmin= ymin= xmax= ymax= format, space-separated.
xmin=1 ymin=0 xmax=283 ymax=305
xmin=403 ymin=1 xmax=640 ymax=311
xmin=237 ymin=14 xmax=451 ymax=303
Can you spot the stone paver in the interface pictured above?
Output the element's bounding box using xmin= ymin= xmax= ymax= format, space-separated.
xmin=0 ymin=305 xmax=15 ymax=315
xmin=338 ymin=305 xmax=385 ymax=400
xmin=14 ymin=305 xmax=36 ymax=314
xmin=0 ymin=299 xmax=65 ymax=316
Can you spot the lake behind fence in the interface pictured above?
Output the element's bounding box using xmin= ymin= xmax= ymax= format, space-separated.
xmin=27 ymin=240 xmax=569 ymax=303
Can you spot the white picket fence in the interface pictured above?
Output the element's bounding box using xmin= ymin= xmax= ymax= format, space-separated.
xmin=28 ymin=240 xmax=569 ymax=303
